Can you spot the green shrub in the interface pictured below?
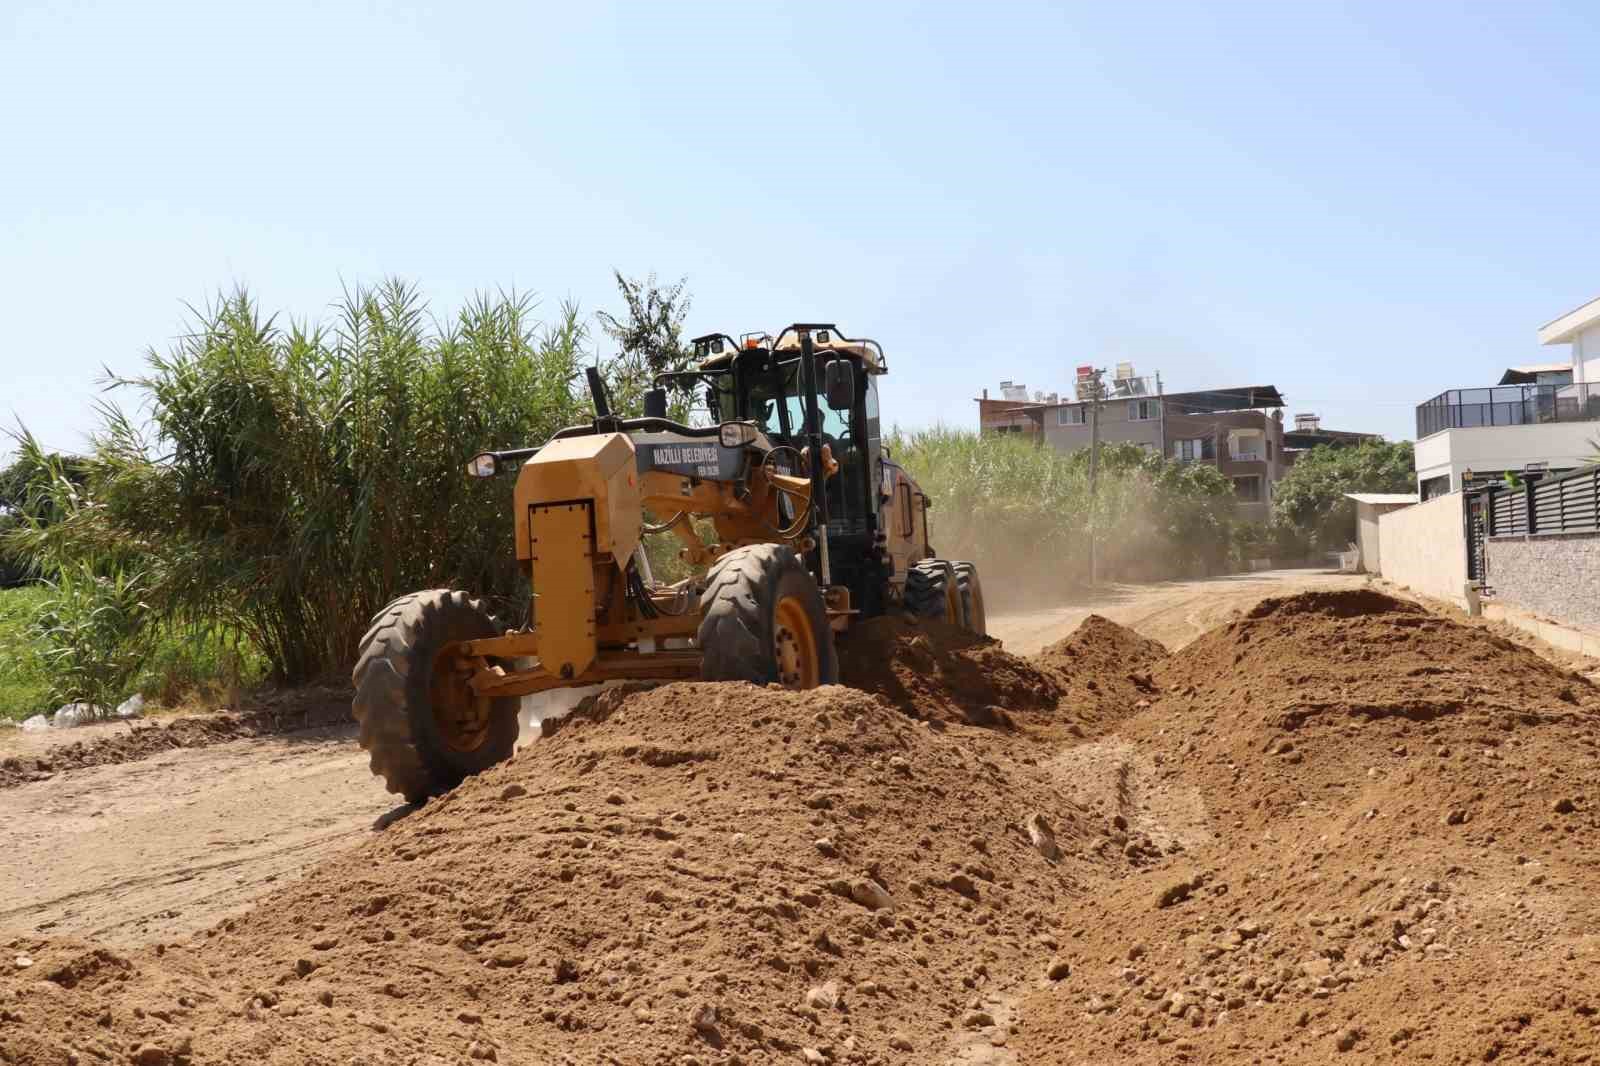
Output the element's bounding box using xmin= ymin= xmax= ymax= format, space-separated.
xmin=1271 ymin=440 xmax=1415 ymax=553
xmin=0 ymin=586 xmax=51 ymax=720
xmin=28 ymin=560 xmax=150 ymax=712
xmin=134 ymin=622 xmax=267 ymax=709
xmin=6 ymin=281 xmax=593 ymax=684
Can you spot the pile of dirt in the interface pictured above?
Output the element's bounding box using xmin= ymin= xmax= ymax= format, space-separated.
xmin=837 ymin=615 xmax=1065 ymax=728
xmin=1 ymin=680 xmax=1108 ymax=1064
xmin=0 ymin=687 xmax=350 ymax=790
xmin=1033 ymin=614 xmax=1168 ymax=735
xmin=8 ymin=594 xmax=1600 ymax=1064
xmin=1013 ymin=590 xmax=1600 ymax=1063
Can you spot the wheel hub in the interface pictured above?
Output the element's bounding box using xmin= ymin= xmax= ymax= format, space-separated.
xmin=431 ymin=648 xmax=491 ymax=753
xmin=773 ymin=595 xmax=821 ymax=689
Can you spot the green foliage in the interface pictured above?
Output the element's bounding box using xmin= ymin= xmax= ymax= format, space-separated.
xmin=1270 ymin=440 xmax=1415 ymax=551
xmin=886 ymin=428 xmax=1241 ymax=599
xmin=595 ymin=271 xmax=694 ymax=417
xmin=0 ymin=586 xmax=51 ymax=720
xmin=134 ymin=622 xmax=267 ymax=709
xmin=29 ymin=560 xmax=151 ymax=712
xmin=5 ymin=280 xmax=593 ymax=684
xmin=0 ymin=448 xmax=91 ymax=587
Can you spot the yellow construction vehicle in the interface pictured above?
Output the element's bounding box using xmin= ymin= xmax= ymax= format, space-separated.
xmin=352 ymin=324 xmax=986 ymax=801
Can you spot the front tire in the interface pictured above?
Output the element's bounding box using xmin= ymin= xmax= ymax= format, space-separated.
xmin=904 ymin=559 xmax=966 ymax=627
xmin=698 ymin=544 xmax=838 ymax=688
xmin=352 ymin=589 xmax=520 ymax=803
xmin=952 ymin=561 xmax=987 ymax=636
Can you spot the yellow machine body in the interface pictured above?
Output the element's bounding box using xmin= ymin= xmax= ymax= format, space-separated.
xmin=455 ymin=426 xmax=827 ymax=699
xmin=511 ymin=433 xmax=641 ymax=680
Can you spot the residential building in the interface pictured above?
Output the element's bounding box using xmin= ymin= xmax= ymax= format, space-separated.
xmin=1282 ymin=412 xmax=1381 ymax=464
xmin=977 ymin=375 xmax=1290 ymax=520
xmin=1413 ymin=294 xmax=1600 ymax=499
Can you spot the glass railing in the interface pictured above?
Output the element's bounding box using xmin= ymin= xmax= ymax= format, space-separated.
xmin=1416 ymin=383 xmax=1600 ymax=439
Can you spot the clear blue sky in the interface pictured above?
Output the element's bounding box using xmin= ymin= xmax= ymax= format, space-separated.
xmin=4 ymin=1 xmax=1598 ymax=458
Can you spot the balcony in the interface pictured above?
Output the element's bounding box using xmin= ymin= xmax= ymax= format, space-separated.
xmin=1416 ymin=383 xmax=1600 ymax=439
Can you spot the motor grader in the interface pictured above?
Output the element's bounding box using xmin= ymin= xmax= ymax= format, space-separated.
xmin=352 ymin=324 xmax=986 ymax=801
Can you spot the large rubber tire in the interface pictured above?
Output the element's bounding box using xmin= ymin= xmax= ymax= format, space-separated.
xmin=352 ymin=589 xmax=520 ymax=803
xmin=952 ymin=561 xmax=987 ymax=637
xmin=904 ymin=559 xmax=966 ymax=627
xmin=698 ymin=544 xmax=838 ymax=687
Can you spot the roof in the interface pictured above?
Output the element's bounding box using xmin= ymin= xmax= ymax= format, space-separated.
xmin=773 ymin=333 xmax=886 ymax=372
xmin=1497 ymin=362 xmax=1573 ymax=385
xmin=1538 ymin=294 xmax=1600 ymax=345
xmin=1344 ymin=492 xmax=1419 ymax=506
xmin=1163 ymin=385 xmax=1285 ymax=413
xmin=1284 ymin=427 xmax=1381 ymax=448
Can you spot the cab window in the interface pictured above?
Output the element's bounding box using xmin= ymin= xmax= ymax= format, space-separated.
xmin=897 ymin=482 xmax=914 ymax=537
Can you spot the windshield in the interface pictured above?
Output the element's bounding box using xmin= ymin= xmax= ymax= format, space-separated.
xmin=657 ymin=369 xmax=733 ymax=426
xmin=749 ymin=355 xmax=865 ymax=536
xmin=742 ymin=359 xmax=794 ymax=437
xmin=743 ymin=357 xmax=853 ymax=442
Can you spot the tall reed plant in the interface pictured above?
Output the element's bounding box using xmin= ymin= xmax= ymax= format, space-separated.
xmin=887 ymin=427 xmax=1239 ymax=602
xmin=8 ymin=281 xmax=591 ymax=683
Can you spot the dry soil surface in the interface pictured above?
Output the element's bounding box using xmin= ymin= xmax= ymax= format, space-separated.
xmin=0 ymin=573 xmax=1319 ymax=950
xmin=987 ymin=569 xmax=1369 ymax=654
xmin=0 ymin=726 xmax=393 ymax=947
xmin=5 ymin=574 xmax=1600 ymax=1065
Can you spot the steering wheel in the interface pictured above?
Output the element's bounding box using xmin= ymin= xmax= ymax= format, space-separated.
xmin=760 ymin=445 xmax=812 ymax=537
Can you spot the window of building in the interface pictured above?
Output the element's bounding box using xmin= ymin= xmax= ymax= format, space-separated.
xmin=1174 ymin=437 xmax=1210 ymax=462
xmin=897 ymin=483 xmax=914 ymax=536
xmin=1232 ymin=476 xmax=1263 ymax=502
xmin=1128 ymin=399 xmax=1160 ymax=421
xmin=1266 ymin=440 xmax=1274 ymax=460
xmin=1057 ymin=406 xmax=1086 ymax=425
xmin=1229 ymin=431 xmax=1266 ymax=461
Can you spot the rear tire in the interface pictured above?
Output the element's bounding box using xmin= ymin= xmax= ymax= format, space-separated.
xmin=904 ymin=559 xmax=966 ymax=627
xmin=352 ymin=589 xmax=520 ymax=803
xmin=699 ymin=544 xmax=838 ymax=688
xmin=952 ymin=561 xmax=987 ymax=636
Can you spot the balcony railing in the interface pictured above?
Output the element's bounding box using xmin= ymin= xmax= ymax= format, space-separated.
xmin=1416 ymin=383 xmax=1600 ymax=439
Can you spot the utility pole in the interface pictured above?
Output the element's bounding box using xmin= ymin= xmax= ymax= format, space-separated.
xmin=1087 ymin=366 xmax=1105 ymax=588
xmin=1155 ymin=370 xmax=1166 ymax=461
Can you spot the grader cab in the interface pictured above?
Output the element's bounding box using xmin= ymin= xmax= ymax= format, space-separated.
xmin=352 ymin=325 xmax=986 ymax=801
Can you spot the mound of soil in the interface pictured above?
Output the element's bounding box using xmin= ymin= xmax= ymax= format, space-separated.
xmin=2 ymin=681 xmax=1110 ymax=1065
xmin=837 ymin=615 xmax=1064 ymax=728
xmin=1033 ymin=614 xmax=1168 ymax=735
xmin=0 ymin=687 xmax=351 ymax=790
xmin=8 ymin=590 xmax=1600 ymax=1065
xmin=1013 ymin=590 xmax=1600 ymax=1063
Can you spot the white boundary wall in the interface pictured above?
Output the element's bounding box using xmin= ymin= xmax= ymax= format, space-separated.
xmin=1378 ymin=493 xmax=1468 ymax=606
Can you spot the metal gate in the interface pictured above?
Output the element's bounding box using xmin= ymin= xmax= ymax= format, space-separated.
xmin=1463 ymin=488 xmax=1487 ymax=583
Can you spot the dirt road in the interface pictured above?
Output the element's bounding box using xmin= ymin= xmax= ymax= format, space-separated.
xmin=987 ymin=567 xmax=1367 ymax=654
xmin=0 ymin=568 xmax=1366 ymax=948
xmin=0 ymin=726 xmax=395 ymax=946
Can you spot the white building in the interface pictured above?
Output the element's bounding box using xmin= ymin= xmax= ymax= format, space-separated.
xmin=1413 ymin=295 xmax=1600 ymax=498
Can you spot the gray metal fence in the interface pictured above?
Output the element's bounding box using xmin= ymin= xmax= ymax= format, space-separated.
xmin=1466 ymin=464 xmax=1600 ymax=583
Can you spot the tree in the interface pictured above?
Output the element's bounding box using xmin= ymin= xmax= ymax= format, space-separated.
xmin=0 ymin=443 xmax=91 ymax=587
xmin=594 ymin=271 xmax=694 ymax=416
xmin=1271 ymin=440 xmax=1415 ymax=551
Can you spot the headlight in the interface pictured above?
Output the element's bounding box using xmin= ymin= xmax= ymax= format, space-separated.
xmin=719 ymin=422 xmax=758 ymax=448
